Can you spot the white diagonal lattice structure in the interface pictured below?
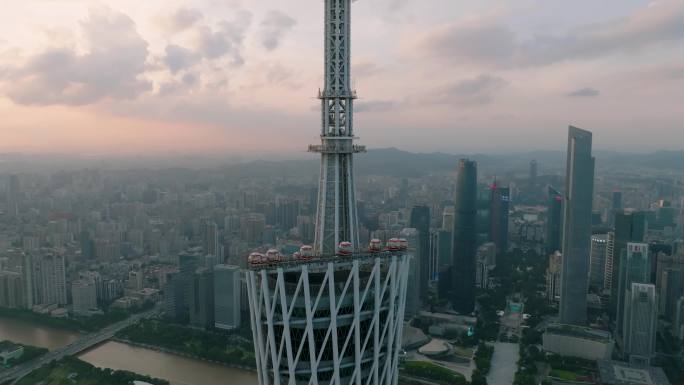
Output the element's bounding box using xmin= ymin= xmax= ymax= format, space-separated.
xmin=246 ymin=254 xmax=410 ymax=385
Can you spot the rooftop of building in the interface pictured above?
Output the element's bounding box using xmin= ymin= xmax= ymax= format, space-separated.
xmin=418 ymin=339 xmax=450 ymax=357
xmin=597 ymin=361 xmax=671 ymax=385
xmin=544 ymin=323 xmax=613 ymax=343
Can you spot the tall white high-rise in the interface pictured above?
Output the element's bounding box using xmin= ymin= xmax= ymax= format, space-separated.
xmin=246 ymin=2 xmax=410 ymax=385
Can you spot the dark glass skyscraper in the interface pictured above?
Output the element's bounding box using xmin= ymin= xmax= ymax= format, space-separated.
xmin=612 ymin=191 xmax=623 ymax=210
xmin=452 ymin=159 xmax=478 ymax=314
xmin=609 ymin=211 xmax=646 ymax=312
xmin=410 ymin=205 xmax=431 ymax=300
xmin=617 ymin=243 xmax=650 ymax=336
xmin=489 ymin=183 xmax=510 ymax=255
xmin=559 ymin=126 xmax=595 ymax=325
xmin=546 ymin=186 xmax=563 ymax=254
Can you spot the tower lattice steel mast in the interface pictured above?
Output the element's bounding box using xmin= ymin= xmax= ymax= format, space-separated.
xmin=310 ymin=0 xmax=365 ymax=256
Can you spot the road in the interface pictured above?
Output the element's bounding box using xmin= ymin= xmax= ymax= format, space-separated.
xmin=487 ymin=342 xmax=519 ymax=385
xmin=0 ymin=308 xmax=160 ymax=385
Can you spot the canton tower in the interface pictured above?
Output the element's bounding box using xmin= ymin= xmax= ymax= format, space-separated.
xmin=309 ymin=0 xmax=365 ymax=256
xmin=246 ymin=2 xmax=410 ymax=385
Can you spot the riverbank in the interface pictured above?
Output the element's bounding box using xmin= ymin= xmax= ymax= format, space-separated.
xmin=115 ymin=319 xmax=256 ymax=369
xmin=111 ymin=337 xmax=257 ymax=372
xmin=78 ymin=341 xmax=258 ymax=385
xmin=0 ymin=316 xmax=80 ymax=350
xmin=14 ymin=356 xmax=169 ymax=385
xmin=0 ymin=316 xmax=258 ymax=385
xmin=0 ymin=305 xmax=153 ymax=334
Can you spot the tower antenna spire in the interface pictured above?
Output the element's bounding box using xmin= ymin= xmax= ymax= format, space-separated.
xmin=309 ymin=0 xmax=365 ymax=255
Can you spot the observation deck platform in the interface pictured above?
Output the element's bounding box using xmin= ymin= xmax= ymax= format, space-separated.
xmin=248 ymin=251 xmax=405 ymax=273
xmin=308 ymin=143 xmax=366 ymax=154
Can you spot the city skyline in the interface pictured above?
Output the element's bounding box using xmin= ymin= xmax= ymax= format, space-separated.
xmin=0 ymin=0 xmax=683 ymax=155
xmin=0 ymin=1 xmax=683 ymax=385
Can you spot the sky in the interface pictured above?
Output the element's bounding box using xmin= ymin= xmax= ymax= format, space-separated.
xmin=0 ymin=0 xmax=683 ymax=157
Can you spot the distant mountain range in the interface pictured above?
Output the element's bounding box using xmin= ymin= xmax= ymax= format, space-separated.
xmin=220 ymin=148 xmax=684 ymax=179
xmin=2 ymin=148 xmax=684 ymax=177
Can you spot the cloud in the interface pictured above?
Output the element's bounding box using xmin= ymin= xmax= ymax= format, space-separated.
xmin=182 ymin=72 xmax=199 ymax=86
xmin=356 ymin=100 xmax=397 ymax=113
xmin=2 ymin=7 xmax=150 ymax=106
xmin=260 ymin=10 xmax=297 ymax=51
xmin=566 ymin=87 xmax=600 ymax=98
xmin=194 ymin=10 xmax=252 ymax=65
xmin=352 ymin=61 xmax=382 ymax=78
xmin=439 ymin=74 xmax=508 ymax=105
xmin=157 ymin=72 xmax=199 ymax=96
xmin=162 ymin=7 xmax=203 ymax=33
xmin=413 ymin=14 xmax=516 ymax=67
xmin=412 ymin=0 xmax=684 ymax=68
xmin=163 ymin=44 xmax=200 ymax=74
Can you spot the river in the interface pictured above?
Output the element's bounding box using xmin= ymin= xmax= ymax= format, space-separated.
xmin=0 ymin=317 xmax=80 ymax=349
xmin=0 ymin=316 xmax=258 ymax=385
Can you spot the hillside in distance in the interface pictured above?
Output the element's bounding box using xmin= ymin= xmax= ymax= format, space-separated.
xmin=219 ymin=148 xmax=684 ymax=179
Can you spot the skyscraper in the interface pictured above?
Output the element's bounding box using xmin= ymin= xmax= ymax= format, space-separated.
xmin=589 ymin=234 xmax=608 ymax=289
xmin=489 ymin=183 xmax=510 ymax=255
xmin=617 ymin=242 xmax=650 ymax=336
xmin=0 ymin=272 xmax=24 ymax=309
xmin=529 ymin=160 xmax=538 ymax=188
xmin=276 ymin=197 xmax=301 ymax=231
xmin=246 ymin=3 xmax=410 ymax=385
xmin=442 ymin=206 xmax=455 ymax=233
xmin=610 ymin=211 xmax=647 ymax=309
xmin=410 ymin=206 xmax=430 ymax=300
xmin=623 ymin=283 xmax=657 ymax=366
xmin=203 ymin=221 xmax=220 ymax=259
xmin=612 ymin=191 xmax=623 ymax=211
xmin=401 ymin=228 xmax=421 ymax=316
xmin=29 ymin=252 xmax=67 ymax=307
xmin=71 ymin=280 xmax=97 ymax=314
xmin=546 ymin=186 xmax=563 ymax=254
xmin=559 ymin=126 xmax=595 ymax=325
xmin=240 ymin=213 xmax=266 ymax=245
xmin=659 ymin=268 xmax=683 ymax=321
xmin=190 ymin=267 xmax=214 ymax=329
xmin=604 ymin=232 xmax=616 ymax=292
xmin=214 ymin=265 xmax=241 ymax=330
xmin=546 ymin=251 xmax=563 ymax=303
xmin=430 ymin=229 xmax=452 ymax=276
xmin=452 ymin=159 xmax=478 ymax=314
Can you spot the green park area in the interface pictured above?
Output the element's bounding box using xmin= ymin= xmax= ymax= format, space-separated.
xmin=15 ymin=356 xmax=168 ymax=385
xmin=549 ymin=369 xmax=583 ymax=381
xmin=400 ymin=360 xmax=468 ymax=385
xmin=116 ymin=319 xmax=256 ymax=368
